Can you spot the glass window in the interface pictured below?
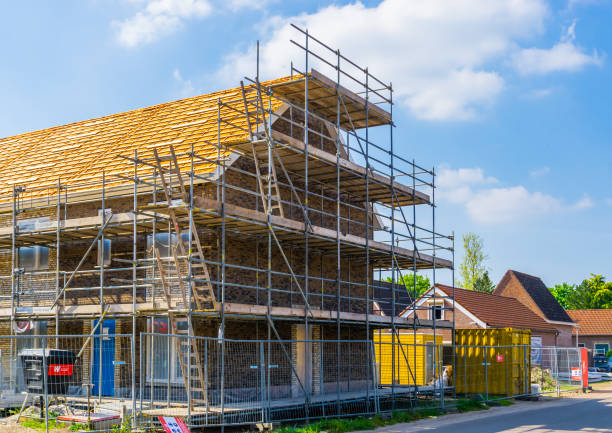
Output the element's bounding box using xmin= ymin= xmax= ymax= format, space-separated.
xmin=18 ymin=246 xmax=49 ymax=271
xmin=430 ymin=305 xmax=443 ymax=320
xmin=17 ymin=217 xmax=50 ymax=232
xmin=147 ymin=233 xmax=190 ymax=258
xmin=98 ymin=238 xmax=111 ymax=267
xmin=146 ymin=318 xmax=183 ymax=383
xmin=594 ymin=343 xmax=610 ymax=355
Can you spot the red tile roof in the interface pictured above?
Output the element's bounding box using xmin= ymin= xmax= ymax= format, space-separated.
xmin=436 ymin=284 xmax=558 ymax=332
xmin=567 ymin=309 xmax=612 ymax=335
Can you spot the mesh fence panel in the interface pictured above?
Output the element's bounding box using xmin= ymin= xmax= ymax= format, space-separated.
xmin=0 ymin=334 xmax=588 ymax=430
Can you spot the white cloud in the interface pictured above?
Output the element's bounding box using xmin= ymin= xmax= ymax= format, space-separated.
xmin=437 ymin=167 xmax=497 ymax=188
xmin=529 ymin=166 xmax=550 ymax=177
xmin=466 ymin=186 xmax=560 ymax=223
xmin=437 ymin=165 xmax=592 ymax=224
xmin=173 ymin=68 xmax=197 ymax=98
xmin=437 ymin=167 xmax=497 ymax=204
xmin=216 ymin=0 xmax=550 ymax=121
xmin=114 ymin=0 xmax=212 ymax=48
xmin=573 ymin=194 xmax=594 ymax=209
xmin=513 ymin=20 xmax=603 ymax=75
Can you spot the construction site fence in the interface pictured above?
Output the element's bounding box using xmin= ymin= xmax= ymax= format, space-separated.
xmin=0 ymin=335 xmax=585 ymax=431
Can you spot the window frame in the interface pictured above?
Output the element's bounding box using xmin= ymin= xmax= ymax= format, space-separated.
xmin=429 ymin=304 xmax=444 ymax=321
xmin=594 ymin=342 xmax=610 ymax=356
xmin=145 ymin=318 xmax=183 ymax=384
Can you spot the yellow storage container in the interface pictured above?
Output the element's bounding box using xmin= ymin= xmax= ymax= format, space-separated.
xmin=454 ymin=328 xmax=531 ymax=396
xmin=373 ymin=332 xmax=443 ymax=386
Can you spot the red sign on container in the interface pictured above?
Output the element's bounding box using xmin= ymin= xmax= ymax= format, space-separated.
xmin=496 ymin=354 xmax=504 ymax=363
xmin=48 ymin=364 xmax=73 ymax=376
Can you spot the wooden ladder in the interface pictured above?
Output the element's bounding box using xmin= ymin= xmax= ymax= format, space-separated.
xmin=152 ymin=146 xmax=216 ymax=310
xmin=240 ymin=81 xmax=285 ymax=217
xmin=155 ymin=250 xmax=208 ymax=407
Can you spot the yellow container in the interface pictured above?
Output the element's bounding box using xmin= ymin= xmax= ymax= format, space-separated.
xmin=373 ymin=332 xmax=443 ymax=386
xmin=454 ymin=328 xmax=531 ymax=396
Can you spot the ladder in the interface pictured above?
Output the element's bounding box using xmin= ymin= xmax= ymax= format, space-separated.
xmin=240 ymin=81 xmax=285 ymax=217
xmin=152 ymin=147 xmax=216 ymax=310
xmin=155 ymin=250 xmax=208 ymax=407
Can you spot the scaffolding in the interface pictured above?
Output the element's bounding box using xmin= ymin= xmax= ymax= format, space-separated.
xmin=0 ymin=26 xmax=455 ymax=427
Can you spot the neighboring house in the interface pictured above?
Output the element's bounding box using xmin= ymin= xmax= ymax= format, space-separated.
xmin=494 ymin=270 xmax=576 ymax=347
xmin=372 ymin=280 xmax=414 ymax=317
xmin=402 ymin=284 xmax=559 ymax=345
xmin=567 ymin=309 xmax=612 ymax=355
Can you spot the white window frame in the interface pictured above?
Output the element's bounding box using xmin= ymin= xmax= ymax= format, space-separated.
xmin=429 ymin=304 xmax=444 ymax=321
xmin=145 ymin=318 xmax=183 ymax=384
xmin=594 ymin=342 xmax=610 ymax=356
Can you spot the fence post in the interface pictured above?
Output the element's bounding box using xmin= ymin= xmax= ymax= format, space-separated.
xmin=484 ymin=346 xmax=488 ymax=401
xmin=554 ymin=346 xmax=559 ymax=397
xmin=259 ymin=341 xmax=265 ymax=424
xmin=42 ymin=336 xmax=49 ymax=433
xmin=139 ymin=334 xmax=144 ymax=420
xmin=524 ymin=346 xmax=528 ymax=395
xmin=463 ymin=346 xmax=467 ymax=397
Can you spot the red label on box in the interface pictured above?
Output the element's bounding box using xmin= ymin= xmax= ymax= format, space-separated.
xmin=48 ymin=364 xmax=73 ymax=376
xmin=496 ymin=354 xmax=504 ymax=362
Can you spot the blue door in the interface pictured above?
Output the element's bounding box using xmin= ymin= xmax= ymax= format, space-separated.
xmin=92 ymin=319 xmax=115 ymax=396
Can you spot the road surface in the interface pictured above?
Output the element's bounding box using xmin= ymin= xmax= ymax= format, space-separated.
xmin=370 ymin=389 xmax=612 ymax=433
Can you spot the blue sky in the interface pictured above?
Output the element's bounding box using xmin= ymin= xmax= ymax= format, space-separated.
xmin=0 ymin=0 xmax=610 ymax=287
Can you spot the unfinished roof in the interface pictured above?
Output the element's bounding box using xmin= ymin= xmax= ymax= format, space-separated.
xmin=270 ymin=69 xmax=392 ymax=129
xmin=567 ymin=309 xmax=612 ymax=335
xmin=0 ymin=77 xmax=290 ymax=202
xmin=495 ymin=270 xmax=573 ymax=324
xmin=436 ymin=284 xmax=558 ymax=332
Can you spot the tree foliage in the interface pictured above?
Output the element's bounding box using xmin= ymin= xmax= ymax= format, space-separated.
xmin=549 ymin=274 xmax=612 ymax=310
xmin=549 ymin=283 xmax=574 ymax=309
xmin=473 ymin=270 xmax=495 ymax=293
xmin=385 ymin=273 xmax=431 ymax=297
xmin=459 ymin=232 xmax=487 ymax=290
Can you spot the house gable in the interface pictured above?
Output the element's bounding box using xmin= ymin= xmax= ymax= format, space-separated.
xmin=494 ymin=270 xmax=573 ymax=324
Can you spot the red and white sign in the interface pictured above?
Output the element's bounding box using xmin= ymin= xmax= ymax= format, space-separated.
xmin=159 ymin=417 xmax=190 ymax=433
xmin=496 ymin=354 xmax=504 ymax=363
xmin=48 ymin=364 xmax=73 ymax=376
xmin=571 ymin=367 xmax=581 ymax=381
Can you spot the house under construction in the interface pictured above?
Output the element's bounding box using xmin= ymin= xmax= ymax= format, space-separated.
xmin=0 ymin=27 xmax=454 ymax=427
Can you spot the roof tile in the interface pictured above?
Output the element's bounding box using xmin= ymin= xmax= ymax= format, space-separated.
xmin=436 ymin=284 xmax=558 ymax=332
xmin=567 ymin=309 xmax=612 ymax=335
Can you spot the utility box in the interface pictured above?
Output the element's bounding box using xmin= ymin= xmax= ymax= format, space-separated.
xmin=19 ymin=349 xmax=76 ymax=395
xmin=454 ymin=328 xmax=531 ymax=396
xmin=373 ymin=332 xmax=443 ymax=386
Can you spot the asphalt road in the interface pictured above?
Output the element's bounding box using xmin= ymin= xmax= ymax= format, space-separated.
xmin=370 ymin=390 xmax=612 ymax=433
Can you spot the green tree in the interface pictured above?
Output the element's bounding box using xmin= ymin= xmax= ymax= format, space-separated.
xmin=386 ymin=273 xmax=431 ymax=297
xmin=473 ymin=270 xmax=495 ymax=293
xmin=549 ymin=282 xmax=575 ymax=310
xmin=566 ymin=274 xmax=612 ymax=309
xmin=459 ymin=232 xmax=487 ymax=290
